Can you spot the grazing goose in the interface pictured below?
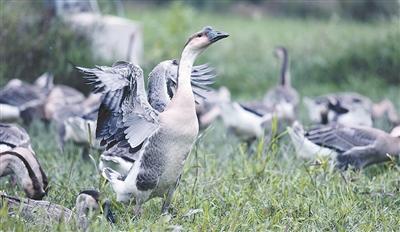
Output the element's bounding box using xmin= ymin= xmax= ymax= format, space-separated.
xmin=0 ymin=73 xmax=53 ymax=125
xmin=290 ymin=123 xmax=400 ymax=169
xmin=304 ymin=92 xmax=399 ymax=126
xmin=76 ymin=190 xmax=115 ymax=230
xmin=0 ymin=147 xmax=48 ymax=199
xmin=0 ymin=190 xmax=114 ymax=228
xmin=97 ymin=60 xmax=217 ymax=175
xmin=78 ymin=26 xmax=228 ymax=216
xmin=262 ymin=46 xmax=299 ymax=122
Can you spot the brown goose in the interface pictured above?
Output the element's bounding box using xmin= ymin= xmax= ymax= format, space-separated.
xmin=0 ymin=147 xmax=48 ymax=199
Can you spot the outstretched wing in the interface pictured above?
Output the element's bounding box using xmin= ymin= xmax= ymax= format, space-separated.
xmin=78 ymin=61 xmax=159 ymax=150
xmin=167 ymin=60 xmax=217 ymax=100
xmin=305 ymin=124 xmax=377 ymax=153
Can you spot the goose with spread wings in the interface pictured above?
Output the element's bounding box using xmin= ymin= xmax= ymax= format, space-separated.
xmin=97 ymin=59 xmax=217 ymax=177
xmin=78 ymin=26 xmax=228 ymax=216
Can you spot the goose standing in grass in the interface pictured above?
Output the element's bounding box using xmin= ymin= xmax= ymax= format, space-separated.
xmin=218 ymin=47 xmax=298 ymax=143
xmin=288 ymin=122 xmax=400 ymax=169
xmin=78 ymin=26 xmax=228 ymax=216
xmin=0 ymin=73 xmax=53 ymax=125
xmin=303 ymin=92 xmax=399 ymax=126
xmin=97 ymin=60 xmax=216 ymax=176
xmin=262 ymin=46 xmax=299 ymax=123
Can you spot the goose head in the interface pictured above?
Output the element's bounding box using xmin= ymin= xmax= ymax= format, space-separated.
xmin=0 ymin=149 xmax=46 ymax=200
xmin=184 ymin=26 xmax=229 ymax=55
xmin=75 ymin=190 xmax=115 ymax=230
xmin=274 ymin=46 xmax=288 ymax=60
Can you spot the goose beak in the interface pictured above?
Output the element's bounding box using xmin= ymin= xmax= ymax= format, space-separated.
xmin=207 ymin=29 xmax=229 ymax=43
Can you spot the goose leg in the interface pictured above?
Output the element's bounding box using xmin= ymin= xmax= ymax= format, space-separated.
xmin=161 ymin=175 xmax=181 ymax=215
xmin=81 ymin=146 xmax=90 ymax=160
xmin=133 ymin=202 xmax=143 ymax=219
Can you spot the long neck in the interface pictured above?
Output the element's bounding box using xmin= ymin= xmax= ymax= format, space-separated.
xmin=173 ymin=47 xmax=199 ymax=101
xmin=280 ymin=53 xmax=290 ymax=87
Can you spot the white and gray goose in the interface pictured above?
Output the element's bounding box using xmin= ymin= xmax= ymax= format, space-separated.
xmin=78 ymin=26 xmax=228 ymax=216
xmin=98 ymin=59 xmax=216 ymax=177
xmin=288 ymin=122 xmax=400 ymax=169
xmin=262 ymin=46 xmax=299 ymax=122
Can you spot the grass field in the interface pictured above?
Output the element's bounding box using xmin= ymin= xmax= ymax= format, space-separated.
xmin=1 ymin=3 xmax=400 ymax=231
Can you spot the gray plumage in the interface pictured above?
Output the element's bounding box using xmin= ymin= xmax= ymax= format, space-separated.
xmin=303 ymin=92 xmax=373 ymax=126
xmin=263 ymin=47 xmax=299 ymax=121
xmin=305 ymin=124 xmax=400 ymax=169
xmin=147 ymin=60 xmax=216 ymax=112
xmin=78 ymin=26 xmax=228 ymax=216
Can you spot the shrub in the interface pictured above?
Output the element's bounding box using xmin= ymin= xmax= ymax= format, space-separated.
xmin=0 ymin=1 xmax=99 ymax=93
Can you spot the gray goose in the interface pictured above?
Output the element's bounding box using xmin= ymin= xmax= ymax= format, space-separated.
xmin=0 ymin=73 xmax=53 ymax=125
xmin=98 ymin=59 xmax=216 ymax=176
xmin=78 ymin=26 xmax=228 ymax=216
xmin=236 ymin=46 xmax=298 ymax=138
xmin=301 ymin=124 xmax=400 ymax=169
xmin=262 ymin=46 xmax=299 ymax=122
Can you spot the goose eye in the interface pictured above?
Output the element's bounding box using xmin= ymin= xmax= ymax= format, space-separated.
xmin=196 ymin=34 xmax=202 ymax=38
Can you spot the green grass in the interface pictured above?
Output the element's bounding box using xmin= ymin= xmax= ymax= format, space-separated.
xmin=1 ymin=3 xmax=400 ymax=231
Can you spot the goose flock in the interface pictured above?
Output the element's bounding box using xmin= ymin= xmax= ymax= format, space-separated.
xmin=0 ymin=26 xmax=399 ymax=227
